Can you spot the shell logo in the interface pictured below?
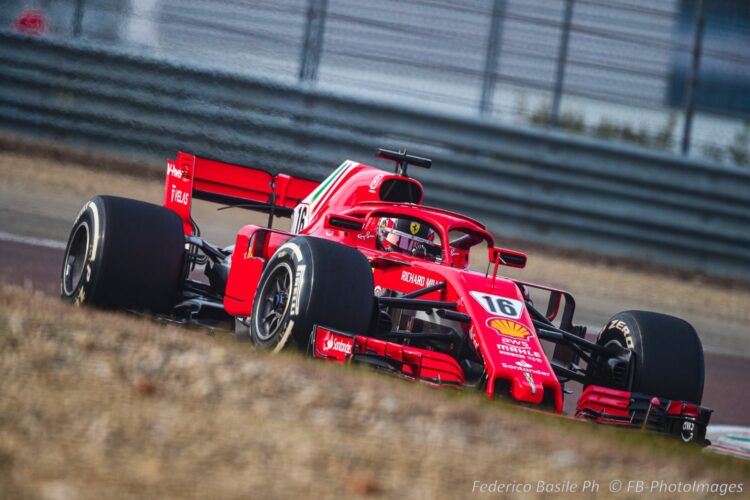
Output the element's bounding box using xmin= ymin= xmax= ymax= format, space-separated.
xmin=487 ymin=318 xmax=531 ymax=339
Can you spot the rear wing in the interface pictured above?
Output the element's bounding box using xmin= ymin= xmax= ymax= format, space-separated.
xmin=164 ymin=152 xmax=319 ymax=234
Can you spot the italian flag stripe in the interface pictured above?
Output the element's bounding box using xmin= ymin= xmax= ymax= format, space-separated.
xmin=310 ymin=161 xmax=349 ymax=204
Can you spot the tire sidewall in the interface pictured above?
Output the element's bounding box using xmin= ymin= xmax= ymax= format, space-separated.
xmin=249 ymin=236 xmax=374 ymax=352
xmin=597 ymin=312 xmax=643 ymax=390
xmin=250 ymin=240 xmax=315 ymax=351
xmin=61 ymin=198 xmax=106 ymax=306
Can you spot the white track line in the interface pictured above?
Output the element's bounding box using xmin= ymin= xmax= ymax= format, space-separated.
xmin=0 ymin=230 xmax=66 ymax=250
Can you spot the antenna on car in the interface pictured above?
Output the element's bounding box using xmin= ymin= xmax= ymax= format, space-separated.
xmin=376 ymin=148 xmax=432 ymax=177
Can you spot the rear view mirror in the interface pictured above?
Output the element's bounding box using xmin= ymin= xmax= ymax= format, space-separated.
xmin=489 ymin=247 xmax=527 ymax=269
xmin=324 ymin=214 xmax=364 ymax=231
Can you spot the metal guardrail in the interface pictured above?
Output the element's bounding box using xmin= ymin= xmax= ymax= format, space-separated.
xmin=1 ymin=32 xmax=749 ymax=279
xmin=6 ymin=0 xmax=750 ymax=163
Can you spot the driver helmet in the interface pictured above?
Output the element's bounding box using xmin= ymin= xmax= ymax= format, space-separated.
xmin=377 ymin=217 xmax=438 ymax=257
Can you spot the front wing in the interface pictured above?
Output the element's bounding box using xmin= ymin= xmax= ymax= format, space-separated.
xmin=576 ymin=385 xmax=712 ymax=444
xmin=310 ymin=325 xmax=464 ymax=385
xmin=310 ymin=325 xmax=712 ymax=444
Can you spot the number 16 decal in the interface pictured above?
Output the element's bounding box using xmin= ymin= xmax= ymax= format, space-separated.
xmin=469 ymin=291 xmax=523 ymax=319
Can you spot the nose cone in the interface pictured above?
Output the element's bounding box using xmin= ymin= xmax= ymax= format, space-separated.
xmin=511 ymin=372 xmax=544 ymax=405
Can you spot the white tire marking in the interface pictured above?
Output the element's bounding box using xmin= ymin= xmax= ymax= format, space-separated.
xmin=277 ymin=241 xmax=303 ymax=261
xmin=272 ymin=319 xmax=295 ymax=354
xmin=87 ymin=201 xmax=101 ymax=262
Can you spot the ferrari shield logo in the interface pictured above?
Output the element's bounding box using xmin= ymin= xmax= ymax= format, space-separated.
xmin=409 ymin=222 xmax=421 ymax=235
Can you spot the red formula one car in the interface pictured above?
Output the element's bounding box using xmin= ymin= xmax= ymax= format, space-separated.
xmin=61 ymin=149 xmax=711 ymax=443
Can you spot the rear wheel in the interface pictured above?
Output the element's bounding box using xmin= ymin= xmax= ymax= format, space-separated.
xmin=60 ymin=195 xmax=185 ymax=312
xmin=243 ymin=236 xmax=375 ymax=351
xmin=593 ymin=310 xmax=704 ymax=404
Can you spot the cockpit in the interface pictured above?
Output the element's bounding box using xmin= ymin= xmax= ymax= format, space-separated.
xmin=375 ymin=216 xmax=443 ymax=261
xmin=367 ymin=211 xmax=493 ymax=269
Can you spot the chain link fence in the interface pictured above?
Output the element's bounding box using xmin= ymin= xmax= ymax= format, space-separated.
xmin=4 ymin=0 xmax=749 ymax=166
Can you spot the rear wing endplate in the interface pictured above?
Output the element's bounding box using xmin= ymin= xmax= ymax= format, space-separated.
xmin=164 ymin=152 xmax=319 ymax=234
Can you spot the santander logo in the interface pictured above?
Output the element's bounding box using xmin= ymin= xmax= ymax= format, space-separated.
xmin=324 ymin=336 xmax=352 ymax=355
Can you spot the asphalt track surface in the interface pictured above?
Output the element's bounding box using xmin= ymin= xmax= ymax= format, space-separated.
xmin=2 ymin=236 xmax=748 ymax=427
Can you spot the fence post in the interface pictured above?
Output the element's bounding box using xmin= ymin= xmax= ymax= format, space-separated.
xmin=479 ymin=0 xmax=506 ymax=116
xmin=299 ymin=0 xmax=329 ymax=83
xmin=73 ymin=0 xmax=86 ymax=37
xmin=550 ymin=0 xmax=575 ymax=127
xmin=681 ymin=0 xmax=705 ymax=155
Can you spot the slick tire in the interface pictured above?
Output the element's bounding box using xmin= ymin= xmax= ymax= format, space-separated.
xmin=594 ymin=310 xmax=704 ymax=404
xmin=247 ymin=236 xmax=375 ymax=351
xmin=60 ymin=195 xmax=185 ymax=312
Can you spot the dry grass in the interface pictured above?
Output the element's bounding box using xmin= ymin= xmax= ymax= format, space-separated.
xmin=0 ymin=284 xmax=747 ymax=499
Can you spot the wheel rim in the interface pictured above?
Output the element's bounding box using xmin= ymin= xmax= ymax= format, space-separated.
xmin=255 ymin=262 xmax=293 ymax=341
xmin=62 ymin=222 xmax=90 ymax=296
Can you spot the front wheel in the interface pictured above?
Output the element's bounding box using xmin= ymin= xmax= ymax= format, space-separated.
xmin=592 ymin=310 xmax=705 ymax=404
xmin=242 ymin=236 xmax=375 ymax=352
